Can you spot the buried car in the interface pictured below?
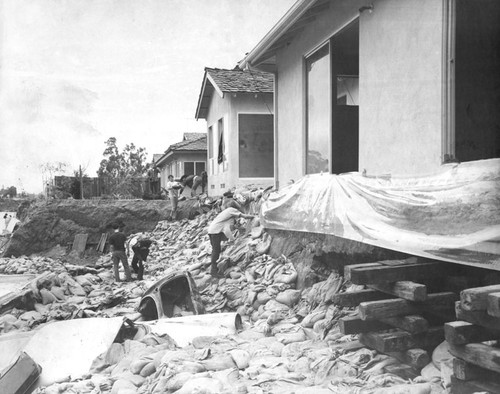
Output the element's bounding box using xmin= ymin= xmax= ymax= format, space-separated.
xmin=137 ymin=270 xmax=205 ymax=320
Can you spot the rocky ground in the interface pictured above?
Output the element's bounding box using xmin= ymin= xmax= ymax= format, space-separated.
xmin=0 ymin=194 xmax=449 ymax=394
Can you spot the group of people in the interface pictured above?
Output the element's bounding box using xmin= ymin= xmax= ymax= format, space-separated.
xmin=108 ymin=194 xmax=254 ymax=281
xmin=108 ymin=223 xmax=153 ymax=282
xmin=163 ymin=171 xmax=208 ymax=221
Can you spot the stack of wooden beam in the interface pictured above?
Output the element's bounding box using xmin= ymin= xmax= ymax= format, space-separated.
xmin=444 ymin=284 xmax=500 ymax=394
xmin=337 ymin=257 xmax=458 ymax=378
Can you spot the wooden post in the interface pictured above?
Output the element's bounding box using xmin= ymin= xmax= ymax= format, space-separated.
xmin=79 ymin=165 xmax=84 ymax=200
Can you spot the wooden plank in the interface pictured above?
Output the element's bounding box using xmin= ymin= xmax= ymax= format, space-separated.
xmin=461 ymin=284 xmax=500 ymax=311
xmin=339 ymin=315 xmax=391 ymax=335
xmin=450 ymin=376 xmax=500 ymax=394
xmin=72 ymin=233 xmax=88 ymax=255
xmin=330 ymin=289 xmax=390 ymax=307
xmin=387 ymin=348 xmax=430 ymax=369
xmin=453 ymin=358 xmax=500 ymax=383
xmin=369 ymin=281 xmax=427 ymax=301
xmin=0 ymin=289 xmax=35 ymax=315
xmin=359 ymin=292 xmax=458 ymax=320
xmin=379 ymin=315 xmax=429 ymax=334
xmin=96 ymin=233 xmax=107 ymax=252
xmin=345 ymin=259 xmax=447 ymax=285
xmin=383 ymin=364 xmax=419 ymax=380
xmin=444 ymin=321 xmax=500 ymax=345
xmin=487 ymin=292 xmax=500 ymax=317
xmin=359 ymin=326 xmax=444 ymax=353
xmin=449 ymin=342 xmax=500 ymax=374
xmin=456 ymin=301 xmax=500 ymax=331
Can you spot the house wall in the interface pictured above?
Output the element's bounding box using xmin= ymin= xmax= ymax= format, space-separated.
xmin=275 ymin=0 xmax=445 ymax=186
xmin=359 ymin=0 xmax=443 ymax=176
xmin=229 ymin=93 xmax=274 ymax=191
xmin=158 ymin=151 xmax=206 ymax=191
xmin=205 ymin=91 xmax=274 ymax=197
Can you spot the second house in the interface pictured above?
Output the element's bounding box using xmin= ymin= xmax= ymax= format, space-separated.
xmin=195 ymin=67 xmax=275 ymax=197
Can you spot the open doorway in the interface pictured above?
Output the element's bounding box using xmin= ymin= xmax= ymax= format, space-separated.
xmin=446 ymin=0 xmax=500 ymax=162
xmin=331 ymin=19 xmax=359 ymax=174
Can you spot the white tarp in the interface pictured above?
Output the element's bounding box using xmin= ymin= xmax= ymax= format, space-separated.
xmin=261 ymin=159 xmax=500 ymax=270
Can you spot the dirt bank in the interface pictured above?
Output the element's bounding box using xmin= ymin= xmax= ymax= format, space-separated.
xmin=2 ymin=198 xmax=202 ymax=258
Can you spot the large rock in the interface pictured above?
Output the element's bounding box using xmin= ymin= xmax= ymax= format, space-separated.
xmin=3 ymin=199 xmax=201 ymax=257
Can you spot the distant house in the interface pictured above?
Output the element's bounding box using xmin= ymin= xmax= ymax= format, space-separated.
xmin=195 ymin=67 xmax=275 ymax=197
xmin=239 ymin=0 xmax=500 ymax=187
xmin=155 ymin=132 xmax=207 ymax=189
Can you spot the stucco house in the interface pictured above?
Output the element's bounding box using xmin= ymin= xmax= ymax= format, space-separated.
xmin=154 ymin=132 xmax=207 ymax=189
xmin=239 ymin=0 xmax=500 ymax=188
xmin=195 ymin=67 xmax=275 ymax=197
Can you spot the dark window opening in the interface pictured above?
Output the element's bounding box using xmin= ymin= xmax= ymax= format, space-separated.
xmin=454 ymin=0 xmax=500 ymax=161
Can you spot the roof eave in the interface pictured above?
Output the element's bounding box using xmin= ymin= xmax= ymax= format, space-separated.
xmin=238 ymin=0 xmax=318 ymax=69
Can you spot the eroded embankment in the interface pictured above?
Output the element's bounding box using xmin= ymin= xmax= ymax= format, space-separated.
xmin=2 ymin=199 xmax=202 ymax=258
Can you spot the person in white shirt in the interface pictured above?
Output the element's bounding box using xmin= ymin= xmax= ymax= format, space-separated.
xmin=207 ymin=200 xmax=254 ymax=276
xmin=163 ymin=175 xmax=183 ymax=221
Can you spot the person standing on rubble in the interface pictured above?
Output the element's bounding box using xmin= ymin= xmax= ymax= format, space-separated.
xmin=127 ymin=235 xmax=153 ymax=280
xmin=108 ymin=223 xmax=132 ymax=282
xmin=164 ymin=175 xmax=183 ymax=221
xmin=180 ymin=171 xmax=207 ymax=197
xmin=207 ymin=200 xmax=254 ymax=277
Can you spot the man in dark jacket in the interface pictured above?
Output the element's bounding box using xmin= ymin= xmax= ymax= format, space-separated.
xmin=128 ymin=235 xmax=153 ymax=280
xmin=108 ymin=223 xmax=131 ymax=282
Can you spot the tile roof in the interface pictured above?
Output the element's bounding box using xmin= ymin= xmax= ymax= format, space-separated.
xmin=183 ymin=132 xmax=206 ymax=141
xmin=153 ymin=154 xmax=164 ymax=164
xmin=168 ymin=135 xmax=207 ymax=152
xmin=206 ymin=68 xmax=274 ymax=93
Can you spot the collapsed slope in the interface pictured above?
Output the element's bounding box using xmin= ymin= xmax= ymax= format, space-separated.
xmin=3 ymin=199 xmax=202 ymax=258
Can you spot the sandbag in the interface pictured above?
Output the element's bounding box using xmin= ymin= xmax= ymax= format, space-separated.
xmin=275 ymin=289 xmax=301 ymax=307
xmin=40 ymin=288 xmax=58 ymax=305
xmin=202 ymin=354 xmax=237 ymax=371
xmin=370 ymin=383 xmax=431 ymax=394
xmin=174 ymin=377 xmax=224 ymax=394
xmin=432 ymin=340 xmax=452 ymax=370
xmin=229 ymin=349 xmax=250 ymax=370
xmin=165 ymin=372 xmax=195 ymax=392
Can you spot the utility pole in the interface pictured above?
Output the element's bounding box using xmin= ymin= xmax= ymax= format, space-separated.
xmin=79 ymin=165 xmax=84 ymax=199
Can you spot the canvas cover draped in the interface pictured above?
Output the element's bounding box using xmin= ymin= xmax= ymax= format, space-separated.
xmin=261 ymin=159 xmax=500 ymax=270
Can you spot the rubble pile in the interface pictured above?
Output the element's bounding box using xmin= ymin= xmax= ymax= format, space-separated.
xmin=1 ymin=194 xmax=444 ymax=394
xmin=0 ymin=257 xmax=147 ymax=334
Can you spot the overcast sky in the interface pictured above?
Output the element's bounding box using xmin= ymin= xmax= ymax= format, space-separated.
xmin=0 ymin=0 xmax=295 ymax=193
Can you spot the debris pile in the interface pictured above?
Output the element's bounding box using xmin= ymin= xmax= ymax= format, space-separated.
xmin=0 ymin=194 xmax=445 ymax=394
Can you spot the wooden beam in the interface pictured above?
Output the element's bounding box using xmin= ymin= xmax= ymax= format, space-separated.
xmin=461 ymin=284 xmax=500 ymax=311
xmin=444 ymin=321 xmax=500 ymax=345
xmin=449 ymin=342 xmax=500 ymax=374
xmin=388 ymin=349 xmax=430 ymax=370
xmin=345 ymin=259 xmax=447 ymax=285
xmin=368 ymin=281 xmax=427 ymax=301
xmin=359 ymin=292 xmax=457 ymax=320
xmin=330 ymin=289 xmax=390 ymax=307
xmin=453 ymin=358 xmax=500 ymax=383
xmin=383 ymin=364 xmax=420 ymax=380
xmin=359 ymin=327 xmax=444 ymax=353
xmin=0 ymin=289 xmax=35 ymax=315
xmin=450 ymin=376 xmax=500 ymax=394
xmin=338 ymin=315 xmax=391 ymax=335
xmin=456 ymin=301 xmax=500 ymax=331
xmin=379 ymin=315 xmax=429 ymax=334
xmin=487 ymin=292 xmax=500 ymax=317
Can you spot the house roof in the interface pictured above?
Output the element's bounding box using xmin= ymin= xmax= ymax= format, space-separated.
xmin=195 ymin=67 xmax=274 ymax=120
xmin=238 ymin=0 xmax=331 ymax=71
xmin=183 ymin=132 xmax=206 ymax=141
xmin=153 ymin=154 xmax=164 ymax=164
xmin=155 ymin=135 xmax=207 ymax=167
